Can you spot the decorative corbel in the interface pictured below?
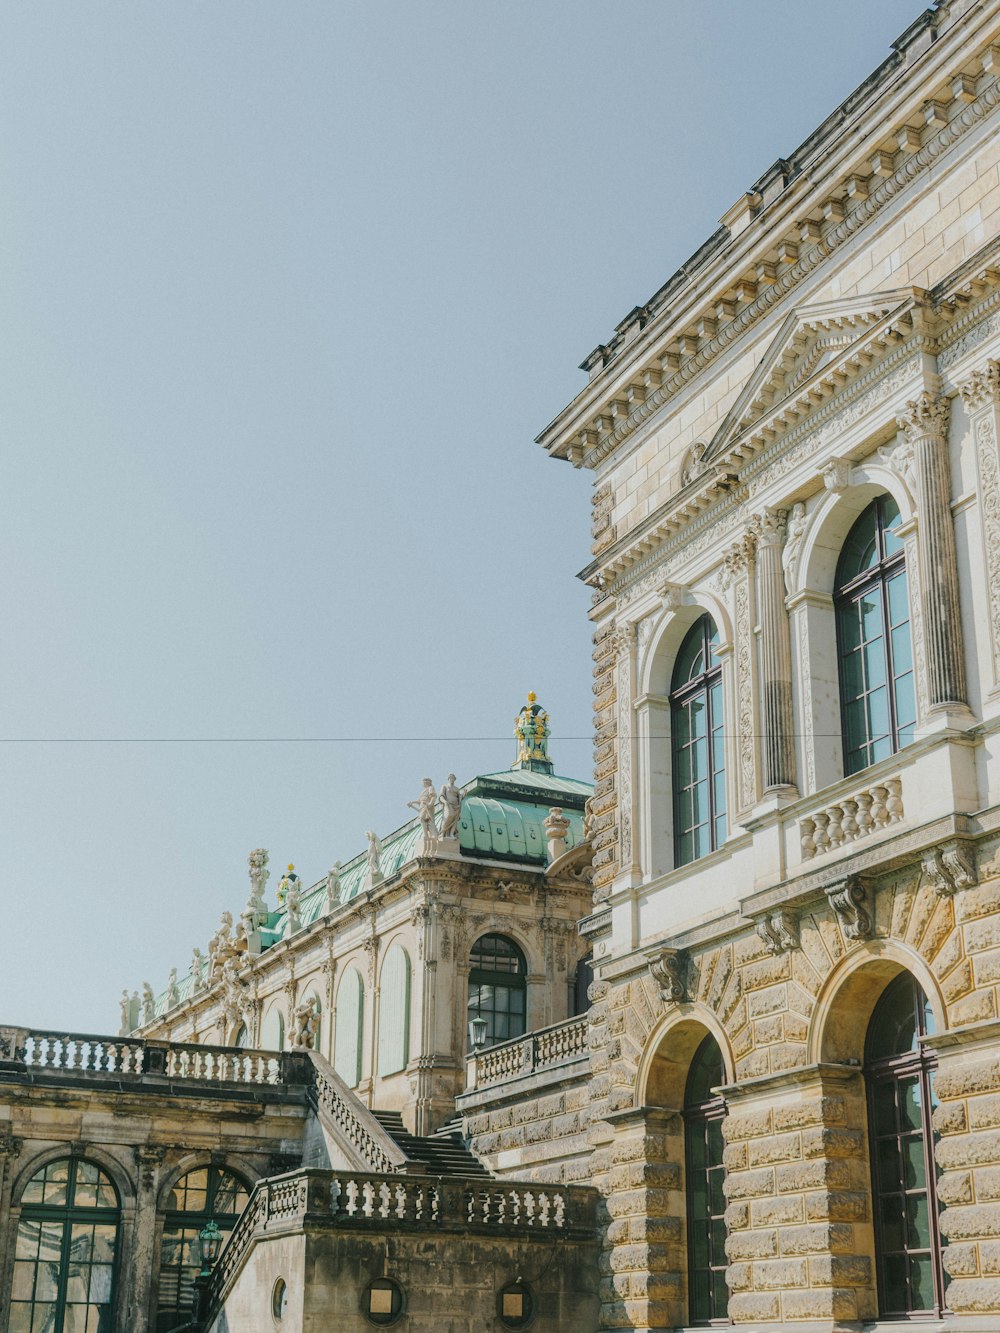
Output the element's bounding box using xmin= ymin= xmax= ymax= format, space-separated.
xmin=648 ymin=948 xmax=688 ymax=1005
xmin=824 ymin=873 xmax=873 ymax=941
xmin=922 ymin=842 xmax=977 ymax=897
xmin=822 ymin=457 xmax=853 ymax=494
xmin=133 ymin=1144 xmax=167 ymax=1191
xmin=755 ymin=908 xmax=799 ymax=955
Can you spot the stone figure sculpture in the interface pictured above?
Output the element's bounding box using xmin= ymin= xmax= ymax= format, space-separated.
xmin=284 ymin=877 xmax=303 ymax=938
xmin=290 ymin=999 xmax=317 ymax=1049
xmin=325 ymin=862 xmax=342 ymax=912
xmin=277 ymin=863 xmax=300 ymax=907
xmin=243 ymin=847 xmax=270 ymax=931
xmin=366 ymin=831 xmax=382 ymax=875
xmin=166 ymin=969 xmax=180 ymax=1009
xmin=119 ymin=990 xmax=131 ymax=1033
xmin=409 ymin=778 xmax=439 ymax=841
xmin=142 ymin=983 xmax=156 ymax=1024
xmin=782 ymin=501 xmax=807 ymax=594
xmin=438 ymin=775 xmax=462 ymax=839
xmin=191 ymin=948 xmax=207 ymax=991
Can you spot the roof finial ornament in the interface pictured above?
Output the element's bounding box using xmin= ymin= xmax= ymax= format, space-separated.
xmin=513 ymin=692 xmax=554 ymax=774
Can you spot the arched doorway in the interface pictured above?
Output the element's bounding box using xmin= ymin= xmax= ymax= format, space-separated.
xmin=156 ymin=1164 xmax=250 ymax=1330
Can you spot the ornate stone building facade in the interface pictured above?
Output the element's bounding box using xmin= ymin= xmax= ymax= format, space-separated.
xmin=522 ymin=0 xmax=1000 ymax=1326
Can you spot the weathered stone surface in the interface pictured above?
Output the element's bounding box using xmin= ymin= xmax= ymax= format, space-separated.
xmin=940 ymin=1203 xmax=1000 ymax=1240
xmin=933 ymin=1101 xmax=968 ymax=1135
xmin=778 ymin=1223 xmax=855 ymax=1256
xmin=936 ymin=1060 xmax=1000 ymax=1100
xmin=727 ymin=1292 xmax=780 ymax=1322
xmin=939 ymin=1169 xmax=975 ymax=1205
xmin=807 ymin=1253 xmax=871 ymax=1286
xmin=942 ymin=1277 xmax=1000 ymax=1313
xmin=938 ymin=1129 xmax=1000 ymax=1169
xmin=725 ymin=1229 xmax=777 ymax=1260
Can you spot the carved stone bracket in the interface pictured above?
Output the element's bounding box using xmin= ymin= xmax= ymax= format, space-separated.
xmin=922 ymin=841 xmax=977 ymax=897
xmin=134 ymin=1144 xmax=167 ymax=1191
xmin=0 ymin=1134 xmax=23 ymax=1159
xmin=824 ymin=873 xmax=873 ymax=941
xmin=755 ymin=909 xmax=799 ymax=955
xmin=648 ymin=948 xmax=688 ymax=1005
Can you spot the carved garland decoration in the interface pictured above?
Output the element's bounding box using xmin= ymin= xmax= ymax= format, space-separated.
xmin=961 ymin=362 xmax=1000 ymax=688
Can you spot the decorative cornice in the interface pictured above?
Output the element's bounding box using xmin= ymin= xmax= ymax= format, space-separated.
xmin=545 ymin=63 xmax=1000 ymax=469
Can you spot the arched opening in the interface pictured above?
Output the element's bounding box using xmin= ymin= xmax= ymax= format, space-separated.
xmin=864 ymin=972 xmax=943 ymax=1317
xmin=157 ymin=1164 xmax=250 ymax=1330
xmin=572 ymin=954 xmax=593 ymax=1017
xmin=334 ymin=967 xmax=365 ymax=1087
xmin=11 ymin=1157 xmax=121 ymax=1332
xmin=232 ymin=1023 xmax=249 ymax=1049
xmin=261 ymin=1005 xmax=285 ymax=1052
xmin=378 ymin=944 xmax=411 ymax=1075
xmin=670 ymin=615 xmax=726 ymax=867
xmin=684 ymin=1035 xmax=728 ymax=1325
xmin=835 ymin=495 xmax=915 ymax=776
xmin=467 ymin=934 xmax=527 ymax=1050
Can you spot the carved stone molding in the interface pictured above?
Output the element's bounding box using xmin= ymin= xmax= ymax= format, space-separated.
xmin=648 ymin=948 xmax=688 ymax=1005
xmin=824 ymin=874 xmax=873 ymax=941
xmin=922 ymin=841 xmax=977 ymax=897
xmin=960 ymin=360 xmax=1000 ymax=412
xmin=755 ymin=909 xmax=799 ymax=955
xmin=0 ymin=1134 xmax=23 ymax=1159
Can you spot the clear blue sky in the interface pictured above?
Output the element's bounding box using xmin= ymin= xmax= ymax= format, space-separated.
xmin=0 ymin=1 xmax=921 ymax=1032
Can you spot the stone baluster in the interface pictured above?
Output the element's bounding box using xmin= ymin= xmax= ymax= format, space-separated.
xmin=897 ymin=392 xmax=967 ymax=709
xmin=885 ymin=777 xmax=904 ymax=822
xmin=812 ymin=810 xmax=830 ymax=854
xmin=755 ymin=508 xmax=798 ymax=792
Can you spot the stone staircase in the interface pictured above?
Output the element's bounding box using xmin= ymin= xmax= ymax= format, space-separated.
xmin=371 ymin=1110 xmax=491 ymax=1177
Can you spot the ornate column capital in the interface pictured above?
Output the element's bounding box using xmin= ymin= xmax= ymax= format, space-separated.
xmin=897 ymin=390 xmax=950 ymax=441
xmin=610 ymin=620 xmax=638 ymax=659
xmin=754 ymin=507 xmax=788 ymax=548
xmin=959 ymin=360 xmax=1000 ymax=413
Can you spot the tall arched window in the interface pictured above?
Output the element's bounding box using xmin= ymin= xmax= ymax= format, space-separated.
xmin=157 ymin=1164 xmax=250 ymax=1331
xmin=11 ymin=1157 xmax=121 ymax=1333
xmin=378 ymin=944 xmax=411 ymax=1075
xmin=836 ymin=495 xmax=915 ymax=777
xmin=684 ymin=1035 xmax=728 ymax=1325
xmin=672 ymin=615 xmax=726 ymax=867
xmin=866 ymin=972 xmax=943 ymax=1316
xmin=334 ymin=967 xmax=365 ymax=1087
xmin=261 ymin=1005 xmax=285 ymax=1052
xmin=467 ymin=934 xmax=527 ymax=1049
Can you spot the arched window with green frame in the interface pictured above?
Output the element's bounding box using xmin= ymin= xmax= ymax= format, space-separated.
xmin=156 ymin=1163 xmax=250 ymax=1331
xmin=671 ymin=615 xmax=726 ymax=867
xmin=684 ymin=1035 xmax=728 ymax=1325
xmin=835 ymin=494 xmax=916 ymax=777
xmin=11 ymin=1156 xmax=121 ymax=1333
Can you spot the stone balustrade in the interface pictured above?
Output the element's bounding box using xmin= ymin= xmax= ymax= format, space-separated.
xmin=209 ymin=1166 xmax=597 ymax=1305
xmin=310 ymin=1056 xmax=409 ymax=1174
xmin=473 ymin=1016 xmax=589 ymax=1088
xmin=0 ymin=1026 xmax=293 ymax=1088
xmin=799 ymin=775 xmax=904 ymax=860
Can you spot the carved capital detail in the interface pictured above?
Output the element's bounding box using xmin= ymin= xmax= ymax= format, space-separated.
xmin=959 ymin=360 xmax=1000 ymax=413
xmin=648 ymin=948 xmax=688 ymax=1005
xmin=824 ymin=873 xmax=873 ymax=941
xmin=133 ymin=1144 xmax=167 ymax=1190
xmin=755 ymin=909 xmax=799 ymax=955
xmin=754 ymin=507 xmax=788 ymax=549
xmin=922 ymin=841 xmax=977 ymax=897
xmin=897 ymin=390 xmax=950 ymax=441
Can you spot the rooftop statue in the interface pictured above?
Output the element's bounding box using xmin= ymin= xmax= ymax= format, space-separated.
xmin=513 ymin=692 xmax=554 ymax=774
xmin=165 ymin=969 xmax=180 ymax=1010
xmin=439 ymin=774 xmax=462 ymax=840
xmin=191 ymin=948 xmax=207 ymax=992
xmin=141 ymin=982 xmax=156 ymax=1025
xmin=408 ymin=778 xmax=439 ymax=845
xmin=365 ymin=831 xmax=382 ymax=877
xmin=277 ymin=863 xmax=300 ymax=907
xmin=243 ymin=846 xmax=270 ymax=931
xmin=284 ymin=876 xmax=303 ymax=939
xmin=119 ymin=989 xmax=131 ymax=1034
xmin=325 ymin=862 xmax=342 ymax=913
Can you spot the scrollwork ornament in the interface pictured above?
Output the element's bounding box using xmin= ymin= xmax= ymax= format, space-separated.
xmin=922 ymin=841 xmax=977 ymax=897
xmin=648 ymin=948 xmax=687 ymax=1005
xmin=824 ymin=874 xmax=873 ymax=942
xmin=755 ymin=909 xmax=798 ymax=955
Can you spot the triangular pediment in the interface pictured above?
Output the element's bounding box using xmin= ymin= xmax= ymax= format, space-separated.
xmin=704 ymin=289 xmax=921 ymax=463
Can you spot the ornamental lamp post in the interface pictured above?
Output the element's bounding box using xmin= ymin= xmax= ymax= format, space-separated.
xmin=193 ymin=1220 xmax=224 ymax=1325
xmin=469 ymin=1016 xmax=488 ymax=1051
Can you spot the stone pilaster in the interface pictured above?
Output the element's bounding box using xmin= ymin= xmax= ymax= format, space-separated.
xmin=611 ymin=621 xmax=639 ymax=884
xmin=755 ymin=508 xmax=797 ymax=794
xmin=897 ymin=392 xmax=967 ymax=710
xmin=960 ymin=361 xmax=1000 ymax=693
xmin=128 ymin=1144 xmax=167 ymax=1332
xmin=722 ymin=530 xmax=760 ymax=813
xmin=599 ymin=1107 xmax=685 ymax=1332
xmin=722 ymin=1066 xmax=875 ymax=1326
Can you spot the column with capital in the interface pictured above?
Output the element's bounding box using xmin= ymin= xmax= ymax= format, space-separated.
xmin=897 ymin=392 xmax=967 ymax=710
xmin=755 ymin=508 xmax=798 ymax=794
